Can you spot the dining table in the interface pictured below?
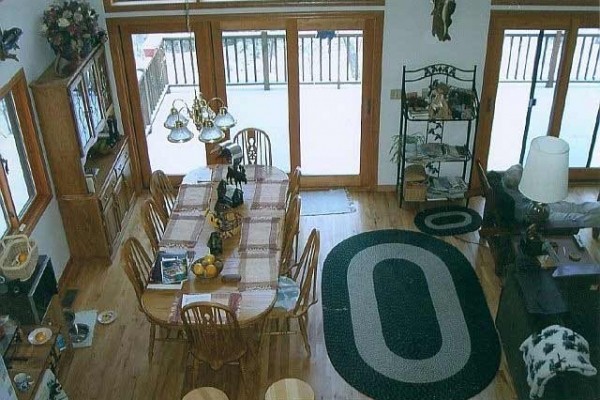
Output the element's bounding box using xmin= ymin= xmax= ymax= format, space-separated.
xmin=141 ymin=164 xmax=289 ymax=328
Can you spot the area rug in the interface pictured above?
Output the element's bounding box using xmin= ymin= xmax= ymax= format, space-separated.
xmin=414 ymin=205 xmax=482 ymax=236
xmin=300 ymin=189 xmax=355 ymax=216
xmin=322 ymin=229 xmax=500 ymax=400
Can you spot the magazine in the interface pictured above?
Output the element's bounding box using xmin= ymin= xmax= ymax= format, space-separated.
xmin=148 ymin=251 xmax=191 ymax=289
xmin=161 ymin=256 xmax=188 ymax=284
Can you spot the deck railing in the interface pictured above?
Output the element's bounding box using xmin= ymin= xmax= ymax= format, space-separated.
xmin=500 ymin=31 xmax=600 ymax=83
xmin=137 ymin=47 xmax=169 ymax=130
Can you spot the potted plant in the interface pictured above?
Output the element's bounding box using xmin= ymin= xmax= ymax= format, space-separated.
xmin=41 ymin=1 xmax=106 ymax=76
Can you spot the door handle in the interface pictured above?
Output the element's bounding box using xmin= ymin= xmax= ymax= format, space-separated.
xmin=529 ymin=98 xmax=537 ymax=107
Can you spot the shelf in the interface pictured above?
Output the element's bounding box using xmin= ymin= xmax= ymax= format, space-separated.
xmin=396 ymin=63 xmax=479 ymax=207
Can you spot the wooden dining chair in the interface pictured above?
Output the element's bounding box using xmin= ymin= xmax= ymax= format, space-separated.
xmin=232 ymin=128 xmax=272 ymax=166
xmin=265 ymin=228 xmax=320 ymax=356
xmin=150 ymin=170 xmax=176 ymax=217
xmin=122 ymin=237 xmax=180 ymax=361
xmin=141 ymin=197 xmax=168 ymax=255
xmin=280 ymin=194 xmax=301 ymax=276
xmin=285 ymin=167 xmax=301 ymax=211
xmin=181 ymin=302 xmax=256 ymax=397
xmin=285 ymin=167 xmax=302 ymax=260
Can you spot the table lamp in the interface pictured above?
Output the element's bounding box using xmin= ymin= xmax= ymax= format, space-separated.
xmin=518 ymin=136 xmax=569 ymax=254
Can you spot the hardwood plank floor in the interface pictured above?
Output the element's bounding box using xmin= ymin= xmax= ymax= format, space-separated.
xmin=57 ymin=188 xmax=599 ymax=400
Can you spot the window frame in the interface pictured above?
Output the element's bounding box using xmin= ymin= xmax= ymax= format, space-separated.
xmin=103 ymin=0 xmax=384 ymax=13
xmin=0 ymin=70 xmax=52 ymax=235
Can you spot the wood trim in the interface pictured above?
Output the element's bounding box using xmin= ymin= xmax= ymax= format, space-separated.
xmin=570 ymin=168 xmax=600 ymax=182
xmin=0 ymin=69 xmax=52 ymax=234
xmin=359 ymin=14 xmax=383 ymax=189
xmin=206 ymin=21 xmax=225 ymax=163
xmin=286 ymin=19 xmax=301 ymax=172
xmin=301 ymin=175 xmax=360 ymax=188
xmin=492 ymin=0 xmax=599 ymax=6
xmin=103 ymin=0 xmax=384 ymax=13
xmin=547 ymin=22 xmax=577 ymax=137
xmin=107 ymin=23 xmax=143 ymax=195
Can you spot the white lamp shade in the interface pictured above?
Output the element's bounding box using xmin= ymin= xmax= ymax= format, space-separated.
xmin=518 ymin=136 xmax=569 ymax=203
xmin=198 ymin=121 xmax=225 ymax=144
xmin=213 ymin=107 xmax=236 ymax=130
xmin=164 ymin=108 xmax=188 ymax=130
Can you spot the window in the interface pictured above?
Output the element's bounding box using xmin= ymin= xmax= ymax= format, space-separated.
xmin=0 ymin=70 xmax=51 ymax=236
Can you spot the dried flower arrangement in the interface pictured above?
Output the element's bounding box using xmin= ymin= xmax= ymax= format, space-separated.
xmin=41 ymin=1 xmax=106 ymax=62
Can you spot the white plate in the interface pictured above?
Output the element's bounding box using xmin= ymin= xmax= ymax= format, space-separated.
xmin=28 ymin=327 xmax=52 ymax=345
xmin=97 ymin=310 xmax=117 ymax=325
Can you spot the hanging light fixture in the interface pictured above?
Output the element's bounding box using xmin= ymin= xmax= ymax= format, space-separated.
xmin=163 ymin=0 xmax=235 ymax=144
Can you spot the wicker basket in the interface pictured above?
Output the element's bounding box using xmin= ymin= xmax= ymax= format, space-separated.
xmin=0 ymin=235 xmax=38 ymax=281
xmin=403 ymin=180 xmax=428 ymax=202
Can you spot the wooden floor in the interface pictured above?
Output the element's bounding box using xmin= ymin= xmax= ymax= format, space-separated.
xmin=57 ymin=188 xmax=600 ymax=400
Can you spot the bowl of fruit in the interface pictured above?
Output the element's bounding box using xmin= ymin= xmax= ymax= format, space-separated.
xmin=191 ymin=254 xmax=224 ymax=280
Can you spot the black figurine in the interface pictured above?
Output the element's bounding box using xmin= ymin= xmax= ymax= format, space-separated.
xmin=207 ymin=231 xmax=223 ymax=255
xmin=0 ymin=27 xmax=23 ymax=61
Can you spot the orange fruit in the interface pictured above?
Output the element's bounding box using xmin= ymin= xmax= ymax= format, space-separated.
xmin=192 ymin=263 xmax=205 ymax=277
xmin=205 ymin=264 xmax=218 ymax=278
xmin=204 ymin=254 xmax=216 ymax=264
xmin=17 ymin=252 xmax=28 ymax=264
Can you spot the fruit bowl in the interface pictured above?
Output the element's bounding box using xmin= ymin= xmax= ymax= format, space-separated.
xmin=191 ymin=255 xmax=224 ymax=280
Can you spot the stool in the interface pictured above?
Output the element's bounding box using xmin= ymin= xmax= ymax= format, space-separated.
xmin=264 ymin=378 xmax=314 ymax=400
xmin=182 ymin=387 xmax=229 ymax=400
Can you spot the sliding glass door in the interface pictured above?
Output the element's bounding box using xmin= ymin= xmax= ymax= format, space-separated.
xmin=476 ymin=12 xmax=599 ymax=181
xmin=111 ymin=13 xmax=382 ymax=188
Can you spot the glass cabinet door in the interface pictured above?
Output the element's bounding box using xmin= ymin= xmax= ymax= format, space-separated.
xmin=70 ymin=77 xmax=93 ymax=155
xmin=96 ymin=52 xmax=113 ymax=115
xmin=83 ymin=64 xmax=103 ymax=133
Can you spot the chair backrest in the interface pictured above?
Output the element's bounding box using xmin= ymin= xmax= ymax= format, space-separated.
xmin=150 ymin=170 xmax=176 ymax=217
xmin=280 ymin=194 xmax=301 ymax=276
xmin=141 ymin=198 xmax=168 ymax=255
xmin=285 ymin=167 xmax=301 ymax=211
xmin=122 ymin=237 xmax=153 ymax=311
xmin=232 ymin=128 xmax=272 ymax=166
xmin=181 ymin=302 xmax=247 ymax=370
xmin=290 ymin=228 xmax=320 ymax=317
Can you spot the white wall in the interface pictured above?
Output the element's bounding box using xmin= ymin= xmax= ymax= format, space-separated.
xmin=0 ymin=0 xmax=71 ymax=278
xmin=378 ymin=0 xmax=491 ymax=185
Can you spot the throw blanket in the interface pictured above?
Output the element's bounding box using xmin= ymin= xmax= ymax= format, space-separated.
xmin=520 ymin=325 xmax=597 ymax=399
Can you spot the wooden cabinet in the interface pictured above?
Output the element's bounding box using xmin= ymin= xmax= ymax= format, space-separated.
xmin=31 ymin=46 xmax=136 ymax=264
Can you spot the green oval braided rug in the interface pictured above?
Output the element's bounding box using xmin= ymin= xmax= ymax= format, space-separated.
xmin=322 ymin=229 xmax=500 ymax=400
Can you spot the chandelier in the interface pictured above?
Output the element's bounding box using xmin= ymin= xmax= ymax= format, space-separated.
xmin=163 ymin=0 xmax=236 ymax=144
xmin=164 ymin=96 xmax=236 ymax=144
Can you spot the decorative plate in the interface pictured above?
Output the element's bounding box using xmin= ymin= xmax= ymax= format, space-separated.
xmin=28 ymin=327 xmax=52 ymax=345
xmin=97 ymin=310 xmax=117 ymax=325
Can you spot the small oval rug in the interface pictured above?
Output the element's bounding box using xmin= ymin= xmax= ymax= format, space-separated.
xmin=322 ymin=229 xmax=500 ymax=400
xmin=414 ymin=205 xmax=482 ymax=236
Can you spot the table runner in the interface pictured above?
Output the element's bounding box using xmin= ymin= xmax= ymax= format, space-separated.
xmin=248 ymin=181 xmax=287 ymax=210
xmin=160 ymin=214 xmax=205 ymax=248
xmin=238 ymin=217 xmax=281 ymax=251
xmin=173 ymin=183 xmax=212 ymax=212
xmin=168 ymin=292 xmax=242 ymax=324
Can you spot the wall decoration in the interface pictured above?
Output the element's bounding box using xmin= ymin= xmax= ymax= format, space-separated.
xmin=0 ymin=27 xmax=23 ymax=61
xmin=431 ymin=0 xmax=456 ymax=42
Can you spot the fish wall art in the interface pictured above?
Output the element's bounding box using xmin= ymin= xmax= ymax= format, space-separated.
xmin=431 ymin=0 xmax=456 ymax=42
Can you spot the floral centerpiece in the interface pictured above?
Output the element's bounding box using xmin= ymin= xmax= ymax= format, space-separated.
xmin=41 ymin=1 xmax=106 ymax=65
